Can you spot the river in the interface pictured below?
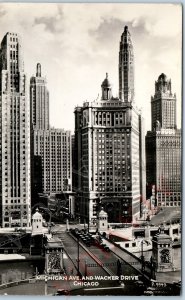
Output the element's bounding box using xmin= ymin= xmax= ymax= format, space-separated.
xmin=0 ymin=248 xmax=181 ymax=285
xmin=0 ymin=260 xmax=45 ymax=285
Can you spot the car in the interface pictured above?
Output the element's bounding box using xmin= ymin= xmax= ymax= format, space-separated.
xmin=144 ymin=290 xmax=153 ymax=296
xmin=135 ymin=280 xmax=145 ymax=288
xmin=103 ymin=245 xmax=110 ymax=252
xmin=54 ymin=289 xmax=70 ymax=296
xmin=85 ymin=242 xmax=91 ymax=247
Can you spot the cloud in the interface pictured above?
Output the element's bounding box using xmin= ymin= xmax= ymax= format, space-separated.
xmin=89 ymin=18 xmax=123 ymax=43
xmin=34 ymin=6 xmax=64 ymax=34
xmin=34 ymin=16 xmax=59 ymax=33
xmin=0 ymin=7 xmax=6 ymax=18
xmin=0 ymin=3 xmax=182 ymax=132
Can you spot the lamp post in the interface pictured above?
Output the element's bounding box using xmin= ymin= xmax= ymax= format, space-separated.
xmin=150 ymin=256 xmax=153 ymax=279
xmin=85 ymin=260 xmax=87 ymax=277
xmin=152 ymin=260 xmax=156 ymax=280
xmin=141 ymin=240 xmax=145 ymax=272
xmin=77 ymin=234 xmax=80 ymax=277
xmin=61 ymin=248 xmax=65 ymax=274
xmin=48 ymin=210 xmax=52 ymax=234
xmin=150 ymin=256 xmax=156 ymax=280
xmin=117 ymin=259 xmax=122 ymax=282
xmin=44 ymin=277 xmax=48 ymax=296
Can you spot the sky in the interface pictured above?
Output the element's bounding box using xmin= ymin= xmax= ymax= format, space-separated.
xmin=0 ymin=3 xmax=182 ymax=133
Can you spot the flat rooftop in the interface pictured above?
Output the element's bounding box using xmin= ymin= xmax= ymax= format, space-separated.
xmin=149 ymin=207 xmax=181 ymax=226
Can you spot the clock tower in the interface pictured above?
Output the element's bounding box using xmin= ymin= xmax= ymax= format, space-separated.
xmin=152 ymin=225 xmax=173 ymax=272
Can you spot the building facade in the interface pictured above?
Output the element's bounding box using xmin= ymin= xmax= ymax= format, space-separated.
xmin=30 ymin=63 xmax=49 ymax=131
xmin=119 ymin=25 xmax=134 ymax=102
xmin=146 ymin=74 xmax=181 ymax=207
xmin=0 ymin=32 xmax=31 ymax=227
xmin=74 ymin=26 xmax=145 ymax=226
xmin=33 ymin=129 xmax=72 ymax=195
xmin=30 ymin=65 xmax=72 ymax=199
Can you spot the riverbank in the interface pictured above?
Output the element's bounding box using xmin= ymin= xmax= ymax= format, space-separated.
xmin=0 ymin=253 xmax=45 ymax=262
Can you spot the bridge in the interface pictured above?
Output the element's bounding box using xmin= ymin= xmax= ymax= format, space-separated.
xmin=58 ymin=230 xmax=154 ymax=285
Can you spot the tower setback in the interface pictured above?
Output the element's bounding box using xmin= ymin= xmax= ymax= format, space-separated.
xmin=119 ymin=26 xmax=134 ymax=102
xmin=30 ymin=63 xmax=49 ymax=131
xmin=146 ymin=74 xmax=181 ymax=207
xmin=0 ymin=32 xmax=31 ymax=228
xmin=74 ymin=26 xmax=145 ymax=227
xmin=30 ymin=65 xmax=73 ymax=203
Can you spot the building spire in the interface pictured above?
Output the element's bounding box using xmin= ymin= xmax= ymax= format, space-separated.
xmin=119 ymin=25 xmax=134 ymax=102
xmin=36 ymin=63 xmax=41 ymax=77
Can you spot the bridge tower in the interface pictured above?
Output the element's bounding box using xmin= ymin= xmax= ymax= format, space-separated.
xmin=152 ymin=225 xmax=173 ymax=272
xmin=45 ymin=237 xmax=64 ymax=274
xmin=32 ymin=208 xmax=43 ymax=235
xmin=97 ymin=207 xmax=108 ymax=233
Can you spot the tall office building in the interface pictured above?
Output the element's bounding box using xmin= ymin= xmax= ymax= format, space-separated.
xmin=0 ymin=32 xmax=31 ymax=227
xmin=119 ymin=25 xmax=134 ymax=102
xmin=74 ymin=26 xmax=145 ymax=227
xmin=33 ymin=129 xmax=72 ymax=195
xmin=146 ymin=74 xmax=181 ymax=207
xmin=30 ymin=63 xmax=49 ymax=131
xmin=30 ymin=65 xmax=72 ymax=198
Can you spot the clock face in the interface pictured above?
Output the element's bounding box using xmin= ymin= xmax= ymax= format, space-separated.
xmin=160 ymin=249 xmax=170 ymax=263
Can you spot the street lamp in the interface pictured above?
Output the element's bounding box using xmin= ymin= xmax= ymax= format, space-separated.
xmin=48 ymin=210 xmax=52 ymax=234
xmin=141 ymin=240 xmax=145 ymax=272
xmin=150 ymin=257 xmax=156 ymax=280
xmin=76 ymin=234 xmax=80 ymax=277
xmin=85 ymin=260 xmax=87 ymax=277
xmin=117 ymin=259 xmax=122 ymax=279
xmin=45 ymin=277 xmax=48 ymax=296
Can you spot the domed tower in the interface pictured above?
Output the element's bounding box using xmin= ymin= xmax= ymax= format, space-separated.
xmin=151 ymin=73 xmax=176 ymax=130
xmin=32 ymin=208 xmax=43 ymax=236
xmin=119 ymin=25 xmax=134 ymax=102
xmin=155 ymin=73 xmax=171 ymax=94
xmin=97 ymin=207 xmax=108 ymax=233
xmin=146 ymin=74 xmax=181 ymax=208
xmin=101 ymin=73 xmax=112 ymax=100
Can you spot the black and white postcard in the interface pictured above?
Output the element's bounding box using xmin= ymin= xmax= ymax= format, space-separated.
xmin=0 ymin=2 xmax=182 ymax=296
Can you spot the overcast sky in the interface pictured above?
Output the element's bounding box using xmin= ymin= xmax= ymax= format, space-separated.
xmin=0 ymin=3 xmax=182 ymax=133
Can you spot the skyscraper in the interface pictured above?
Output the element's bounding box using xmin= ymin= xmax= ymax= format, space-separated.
xmin=0 ymin=32 xmax=31 ymax=228
xmin=151 ymin=73 xmax=177 ymax=131
xmin=30 ymin=63 xmax=49 ymax=131
xmin=33 ymin=129 xmax=72 ymax=195
xmin=119 ymin=25 xmax=134 ymax=102
xmin=30 ymin=65 xmax=72 ymax=200
xmin=146 ymin=74 xmax=181 ymax=207
xmin=74 ymin=26 xmax=145 ymax=227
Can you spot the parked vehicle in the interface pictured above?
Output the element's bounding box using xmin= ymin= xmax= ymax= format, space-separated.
xmin=54 ymin=289 xmax=69 ymax=296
